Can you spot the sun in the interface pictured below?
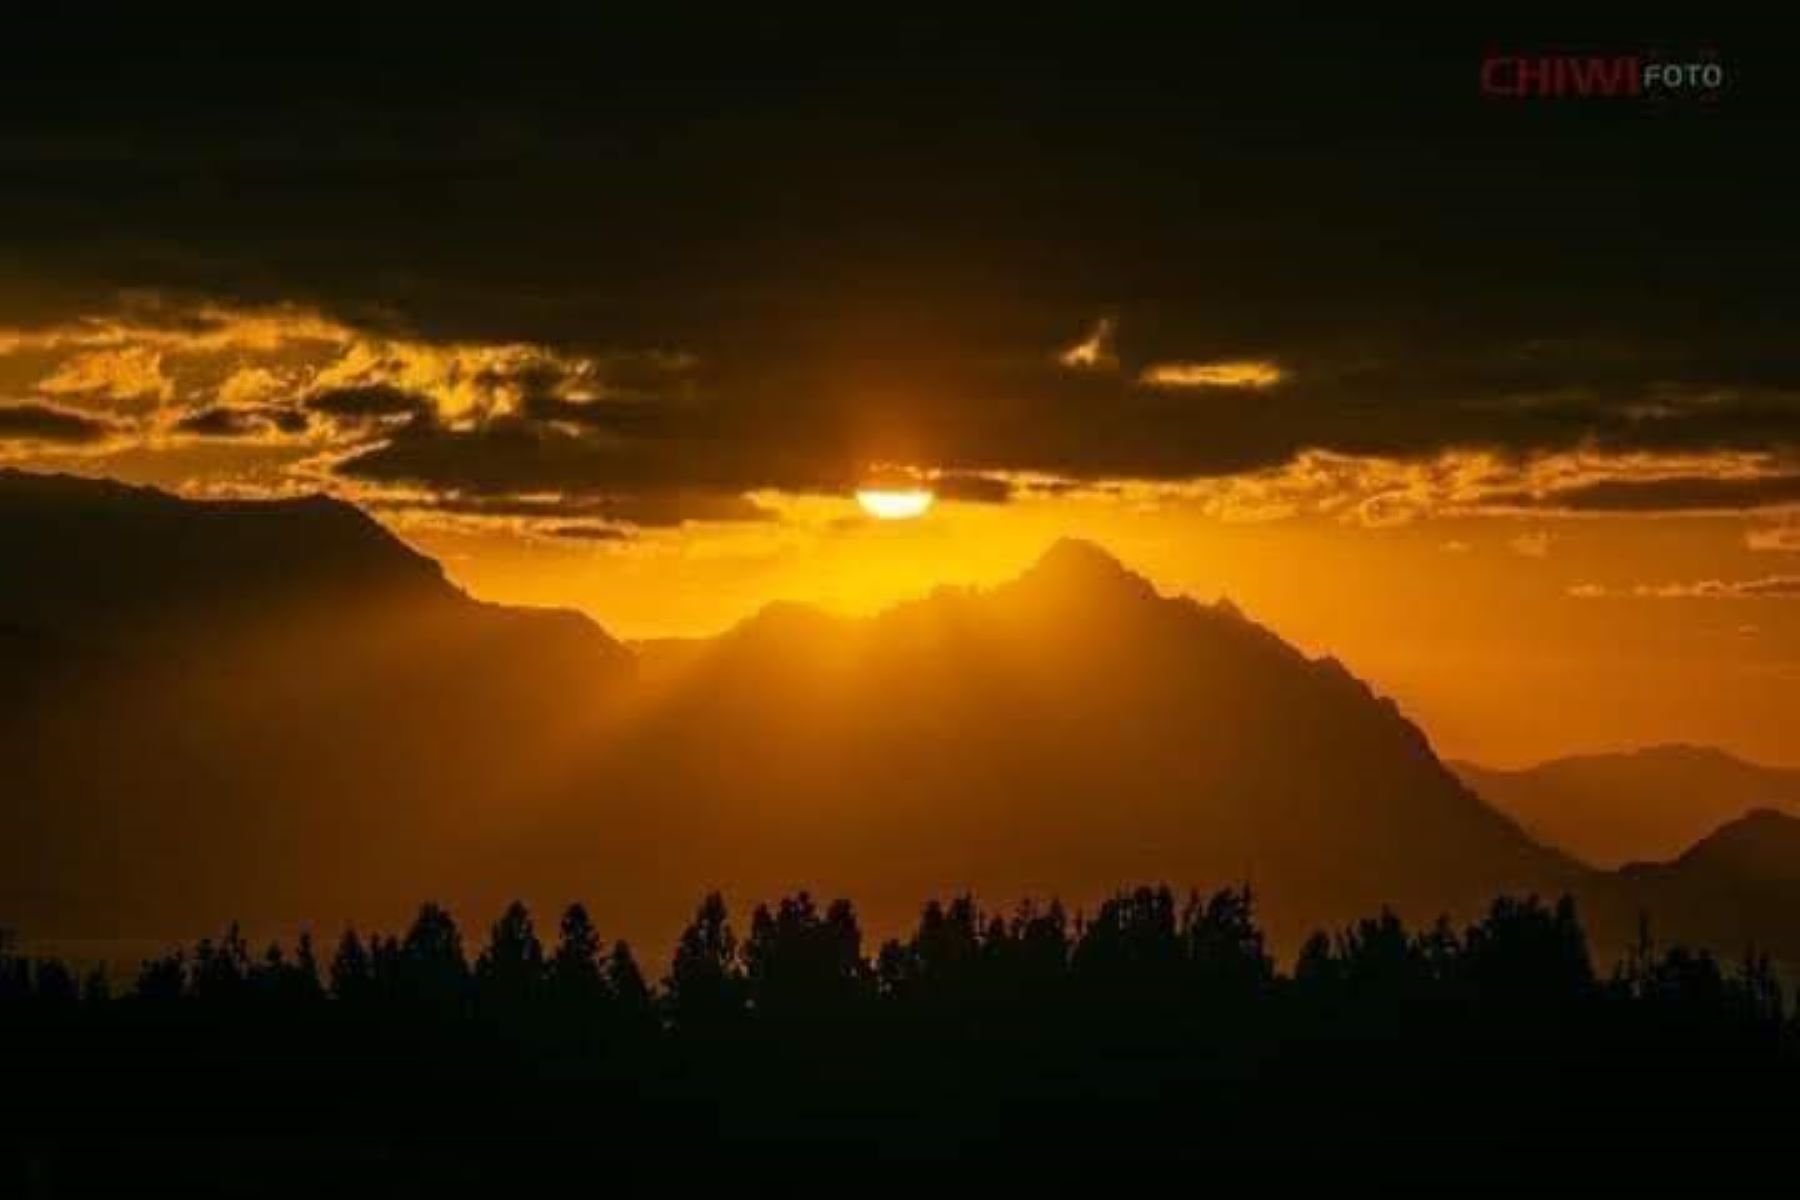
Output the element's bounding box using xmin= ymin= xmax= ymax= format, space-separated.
xmin=855 ymin=488 xmax=935 ymax=520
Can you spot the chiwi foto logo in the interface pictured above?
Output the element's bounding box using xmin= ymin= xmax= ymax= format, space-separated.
xmin=1480 ymin=51 xmax=1724 ymax=101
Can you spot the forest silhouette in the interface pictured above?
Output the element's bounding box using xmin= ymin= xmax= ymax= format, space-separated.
xmin=4 ymin=886 xmax=1794 ymax=1192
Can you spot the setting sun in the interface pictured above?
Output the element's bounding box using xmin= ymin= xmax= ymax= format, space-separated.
xmin=855 ymin=488 xmax=935 ymax=520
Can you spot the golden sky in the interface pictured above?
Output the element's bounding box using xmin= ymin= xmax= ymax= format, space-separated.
xmin=411 ymin=492 xmax=1798 ymax=770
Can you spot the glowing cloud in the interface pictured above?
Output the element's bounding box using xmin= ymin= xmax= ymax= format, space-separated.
xmin=1057 ymin=318 xmax=1117 ymax=369
xmin=1747 ymin=521 xmax=1800 ymax=553
xmin=37 ymin=346 xmax=175 ymax=405
xmin=1139 ymin=359 xmax=1285 ymax=389
xmin=1569 ymin=577 xmax=1800 ymax=600
xmin=1509 ymin=531 xmax=1553 ymax=559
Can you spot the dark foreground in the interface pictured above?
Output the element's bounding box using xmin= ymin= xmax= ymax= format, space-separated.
xmin=4 ymin=887 xmax=1794 ymax=1194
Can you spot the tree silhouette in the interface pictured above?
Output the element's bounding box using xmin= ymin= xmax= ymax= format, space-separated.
xmin=30 ymin=958 xmax=77 ymax=1006
xmin=549 ymin=903 xmax=606 ymax=1003
xmin=398 ymin=903 xmax=468 ymax=1015
xmin=135 ymin=951 xmax=186 ymax=1003
xmin=476 ymin=901 xmax=545 ymax=1022
xmin=664 ymin=891 xmax=745 ymax=1032
xmin=330 ymin=929 xmax=373 ymax=1004
xmin=881 ymin=895 xmax=987 ymax=1010
xmin=1459 ymin=895 xmax=1594 ymax=1025
xmin=78 ymin=967 xmax=109 ymax=1006
xmin=1182 ymin=886 xmax=1273 ymax=1001
xmin=743 ymin=892 xmax=870 ymax=1020
xmin=192 ymin=923 xmax=252 ymax=1002
xmin=606 ymin=940 xmax=654 ymax=1032
xmin=984 ymin=899 xmax=1072 ymax=998
xmin=1072 ymin=885 xmax=1183 ymax=999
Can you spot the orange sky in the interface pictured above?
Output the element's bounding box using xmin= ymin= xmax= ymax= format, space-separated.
xmin=399 ymin=492 xmax=1798 ymax=770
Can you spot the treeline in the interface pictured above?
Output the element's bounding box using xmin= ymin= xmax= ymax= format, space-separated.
xmin=3 ymin=887 xmax=1789 ymax=1036
xmin=3 ymin=887 xmax=1796 ymax=1192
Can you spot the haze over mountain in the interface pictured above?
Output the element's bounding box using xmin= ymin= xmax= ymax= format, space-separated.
xmin=576 ymin=537 xmax=1584 ymax=954
xmin=1453 ymin=747 xmax=1800 ymax=870
xmin=3 ymin=472 xmax=1794 ymax=970
xmin=0 ymin=470 xmax=632 ymax=942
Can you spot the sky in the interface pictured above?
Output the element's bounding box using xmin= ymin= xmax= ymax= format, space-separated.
xmin=1 ymin=15 xmax=1795 ymax=766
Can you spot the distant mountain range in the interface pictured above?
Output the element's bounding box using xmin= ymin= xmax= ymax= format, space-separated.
xmin=4 ymin=470 xmax=1797 ymax=970
xmin=1453 ymin=747 xmax=1800 ymax=869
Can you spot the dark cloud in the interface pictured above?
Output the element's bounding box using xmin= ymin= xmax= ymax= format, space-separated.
xmin=174 ymin=408 xmax=254 ymax=437
xmin=365 ymin=476 xmax=772 ymax=529
xmin=270 ymin=407 xmax=310 ymax=435
xmin=545 ymin=524 xmax=631 ymax=542
xmin=173 ymin=405 xmax=308 ymax=439
xmin=0 ymin=402 xmax=113 ymax=443
xmin=519 ymin=393 xmax=679 ymax=437
xmin=930 ymin=473 xmax=1013 ymax=504
xmin=0 ymin=15 xmax=1793 ymax=498
xmin=330 ymin=353 xmax=1800 ymax=506
xmin=1496 ymin=473 xmax=1800 ymax=513
xmin=338 ymin=410 xmax=850 ymax=499
xmin=305 ymin=385 xmax=432 ymax=420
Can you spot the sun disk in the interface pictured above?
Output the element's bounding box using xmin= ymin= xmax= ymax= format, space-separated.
xmin=856 ymin=488 xmax=935 ymax=520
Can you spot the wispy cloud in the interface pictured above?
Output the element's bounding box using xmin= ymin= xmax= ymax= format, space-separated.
xmin=1056 ymin=318 xmax=1116 ymax=370
xmin=1169 ymin=448 xmax=1800 ymax=528
xmin=1569 ymin=576 xmax=1800 ymax=599
xmin=1509 ymin=530 xmax=1552 ymax=559
xmin=1139 ymin=359 xmax=1284 ymax=389
xmin=1747 ymin=520 xmax=1800 ymax=553
xmin=36 ymin=346 xmax=174 ymax=405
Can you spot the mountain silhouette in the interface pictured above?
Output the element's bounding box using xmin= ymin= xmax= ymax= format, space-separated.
xmin=0 ymin=471 xmax=631 ymax=941
xmin=560 ymin=534 xmax=1587 ymax=955
xmin=1631 ymin=807 xmax=1800 ymax=883
xmin=1 ymin=473 xmax=1788 ymax=969
xmin=1614 ymin=809 xmax=1800 ymax=965
xmin=1453 ymin=746 xmax=1800 ymax=869
xmin=0 ymin=470 xmax=443 ymax=636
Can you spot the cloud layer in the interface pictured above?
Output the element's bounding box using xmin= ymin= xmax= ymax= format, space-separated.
xmin=3 ymin=296 xmax=1797 ymax=540
xmin=0 ymin=17 xmax=1793 ymax=538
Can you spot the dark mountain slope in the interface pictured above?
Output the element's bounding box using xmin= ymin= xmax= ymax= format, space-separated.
xmin=1613 ymin=810 xmax=1800 ymax=970
xmin=550 ymin=538 xmax=1588 ymax=954
xmin=0 ymin=471 xmax=631 ymax=940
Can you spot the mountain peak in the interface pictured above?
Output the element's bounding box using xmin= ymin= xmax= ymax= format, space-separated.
xmin=1685 ymin=807 xmax=1800 ymax=855
xmin=1623 ymin=807 xmax=1800 ymax=884
xmin=1016 ymin=537 xmax=1155 ymax=600
xmin=731 ymin=599 xmax=840 ymax=641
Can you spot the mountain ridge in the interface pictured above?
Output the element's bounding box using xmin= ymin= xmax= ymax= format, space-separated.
xmin=569 ymin=533 xmax=1587 ymax=956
